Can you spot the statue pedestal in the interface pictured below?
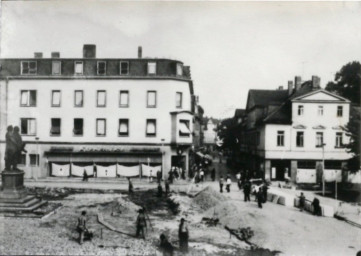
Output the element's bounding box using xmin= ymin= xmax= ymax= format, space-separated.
xmin=0 ymin=170 xmax=26 ymax=199
xmin=0 ymin=169 xmax=46 ymax=213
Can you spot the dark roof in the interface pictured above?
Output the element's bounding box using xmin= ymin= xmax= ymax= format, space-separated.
xmin=248 ymin=90 xmax=289 ymax=108
xmin=234 ymin=109 xmax=245 ymax=118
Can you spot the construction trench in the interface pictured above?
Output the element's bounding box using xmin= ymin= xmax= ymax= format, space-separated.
xmin=7 ymin=185 xmax=279 ymax=256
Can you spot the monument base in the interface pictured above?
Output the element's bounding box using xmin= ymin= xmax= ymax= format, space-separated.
xmin=0 ymin=169 xmax=46 ymax=213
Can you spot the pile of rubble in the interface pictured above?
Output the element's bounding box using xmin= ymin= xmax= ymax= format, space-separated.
xmin=192 ymin=186 xmax=227 ymax=210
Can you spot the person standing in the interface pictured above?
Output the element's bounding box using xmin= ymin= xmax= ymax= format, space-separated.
xmin=312 ymin=198 xmax=322 ymax=216
xmin=168 ymin=168 xmax=174 ymax=184
xmin=77 ymin=211 xmax=87 ymax=245
xmin=165 ymin=179 xmax=170 ymax=196
xmin=299 ymin=192 xmax=306 ymax=212
xmin=136 ymin=209 xmax=147 ymax=239
xmin=211 ymin=168 xmax=216 ymax=182
xmin=226 ymin=176 xmax=231 ymax=193
xmin=178 ymin=218 xmax=189 ymax=253
xmin=157 ymin=170 xmax=162 ymax=184
xmin=200 ymin=169 xmax=205 ymax=182
xmin=157 ymin=183 xmax=163 ymax=197
xmin=243 ymin=179 xmax=251 ymax=202
xmin=128 ymin=178 xmax=134 ymax=194
xmin=82 ymin=170 xmax=88 ymax=182
xmin=149 ymin=170 xmax=153 ymax=183
xmin=236 ymin=172 xmax=241 ymax=181
xmin=257 ymin=187 xmax=263 ymax=208
xmin=262 ymin=182 xmax=268 ymax=203
xmin=219 ymin=176 xmax=224 ymax=193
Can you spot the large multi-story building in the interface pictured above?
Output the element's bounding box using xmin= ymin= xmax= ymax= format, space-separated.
xmin=0 ymin=45 xmax=195 ymax=179
xmin=240 ymin=76 xmax=352 ymax=183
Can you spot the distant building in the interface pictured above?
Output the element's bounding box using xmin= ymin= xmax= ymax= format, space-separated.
xmin=202 ymin=117 xmax=219 ymax=151
xmin=0 ymin=45 xmax=196 ymax=179
xmin=240 ymin=76 xmax=352 ymax=183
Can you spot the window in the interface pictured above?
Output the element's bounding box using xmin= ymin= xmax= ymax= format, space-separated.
xmin=21 ymin=61 xmax=37 ymax=75
xmin=73 ymin=118 xmax=83 ymax=136
xmin=50 ymin=118 xmax=61 ymax=136
xmin=97 ymin=61 xmax=106 ymax=75
xmin=146 ymin=119 xmax=156 ymax=136
xmin=118 ymin=119 xmax=129 ymax=136
xmin=147 ymin=91 xmax=156 ymax=108
xmin=179 ymin=120 xmax=191 ymax=137
xmin=51 ymin=90 xmax=61 ymax=107
xmin=176 ymin=92 xmax=182 ymax=108
xmin=298 ymin=161 xmax=316 ymax=169
xmin=29 ymin=154 xmax=39 ymax=166
xmin=20 ymin=90 xmax=37 ymax=107
xmin=147 ymin=62 xmax=156 ymax=75
xmin=96 ymin=119 xmax=106 ymax=136
xmin=176 ymin=63 xmax=183 ymax=76
xmin=337 ymin=106 xmax=343 ymax=117
xmin=20 ymin=118 xmax=36 ymax=135
xmin=277 ymin=131 xmax=284 ymax=146
xmin=119 ymin=91 xmax=129 ymax=107
xmin=296 ymin=131 xmax=304 ymax=147
xmin=336 ymin=132 xmax=343 ymax=148
xmin=120 ymin=61 xmax=129 ymax=75
xmin=316 ymin=132 xmax=324 ymax=147
xmin=20 ymin=154 xmax=26 ymax=165
xmin=74 ymin=61 xmax=83 ymax=75
xmin=74 ymin=90 xmax=83 ymax=107
xmin=52 ymin=61 xmax=61 ymax=75
xmin=97 ymin=90 xmax=106 ymax=107
xmin=298 ymin=105 xmax=304 ymax=116
xmin=325 ymin=160 xmax=342 ymax=169
xmin=318 ymin=106 xmax=323 ymax=116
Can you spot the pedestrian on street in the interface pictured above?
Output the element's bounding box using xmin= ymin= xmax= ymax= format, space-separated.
xmin=257 ymin=188 xmax=264 ymax=208
xmin=157 ymin=170 xmax=162 ymax=184
xmin=299 ymin=192 xmax=306 ymax=212
xmin=157 ymin=182 xmax=163 ymax=197
xmin=168 ymin=168 xmax=174 ymax=184
xmin=226 ymin=176 xmax=231 ymax=193
xmin=77 ymin=211 xmax=87 ymax=245
xmin=243 ymin=179 xmax=251 ymax=202
xmin=136 ymin=208 xmax=147 ymax=239
xmin=178 ymin=218 xmax=189 ymax=253
xmin=236 ymin=172 xmax=241 ymax=181
xmin=219 ymin=176 xmax=224 ymax=193
xmin=128 ymin=178 xmax=134 ymax=194
xmin=181 ymin=168 xmax=186 ymax=180
xmin=82 ymin=170 xmax=88 ymax=182
xmin=200 ymin=169 xmax=205 ymax=182
xmin=149 ymin=170 xmax=153 ymax=183
xmin=165 ymin=179 xmax=170 ymax=196
xmin=262 ymin=182 xmax=268 ymax=203
xmin=312 ymin=198 xmax=322 ymax=216
xmin=159 ymin=233 xmax=174 ymax=256
xmin=211 ymin=168 xmax=216 ymax=181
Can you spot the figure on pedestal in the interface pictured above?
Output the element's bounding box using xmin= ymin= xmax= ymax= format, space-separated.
xmin=4 ymin=125 xmax=27 ymax=171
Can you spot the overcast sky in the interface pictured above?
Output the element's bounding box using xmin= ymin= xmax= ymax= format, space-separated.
xmin=1 ymin=1 xmax=360 ymax=118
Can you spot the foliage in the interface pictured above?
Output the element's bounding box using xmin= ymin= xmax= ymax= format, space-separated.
xmin=216 ymin=118 xmax=239 ymax=151
xmin=325 ymin=61 xmax=361 ymax=105
xmin=343 ymin=107 xmax=360 ymax=173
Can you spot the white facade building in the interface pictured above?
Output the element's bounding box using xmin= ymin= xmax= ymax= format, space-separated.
xmin=0 ymin=45 xmax=195 ymax=179
xmin=241 ymin=76 xmax=352 ymax=183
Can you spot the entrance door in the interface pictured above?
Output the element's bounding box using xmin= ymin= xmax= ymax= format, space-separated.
xmin=171 ymin=156 xmax=186 ymax=170
xmin=271 ymin=160 xmax=290 ymax=181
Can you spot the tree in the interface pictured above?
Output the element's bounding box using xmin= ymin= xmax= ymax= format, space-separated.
xmin=325 ymin=61 xmax=361 ymax=105
xmin=343 ymin=107 xmax=360 ymax=173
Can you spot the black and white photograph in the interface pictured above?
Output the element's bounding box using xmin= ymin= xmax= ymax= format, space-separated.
xmin=0 ymin=1 xmax=360 ymax=255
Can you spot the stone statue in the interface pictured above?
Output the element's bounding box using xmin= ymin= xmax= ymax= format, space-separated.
xmin=4 ymin=125 xmax=27 ymax=171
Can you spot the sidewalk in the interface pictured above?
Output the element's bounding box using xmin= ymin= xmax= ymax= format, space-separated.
xmin=269 ymin=182 xmax=361 ymax=227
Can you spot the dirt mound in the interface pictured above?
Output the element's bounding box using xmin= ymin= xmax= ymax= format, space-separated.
xmin=192 ymin=186 xmax=227 ymax=211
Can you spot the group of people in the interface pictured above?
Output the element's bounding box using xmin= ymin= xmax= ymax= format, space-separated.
xmin=5 ymin=125 xmax=27 ymax=171
xmin=168 ymin=166 xmax=186 ymax=183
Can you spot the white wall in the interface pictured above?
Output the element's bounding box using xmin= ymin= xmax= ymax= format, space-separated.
xmin=3 ymin=79 xmax=192 ymax=144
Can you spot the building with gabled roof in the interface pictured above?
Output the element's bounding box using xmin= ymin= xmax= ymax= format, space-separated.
xmin=240 ymin=76 xmax=352 ymax=183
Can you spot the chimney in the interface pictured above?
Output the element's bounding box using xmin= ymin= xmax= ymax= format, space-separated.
xmin=294 ymin=76 xmax=302 ymax=91
xmin=138 ymin=46 xmax=142 ymax=58
xmin=312 ymin=75 xmax=321 ymax=90
xmin=288 ymin=80 xmax=293 ymax=95
xmin=83 ymin=44 xmax=96 ymax=58
xmin=34 ymin=52 xmax=43 ymax=58
xmin=51 ymin=52 xmax=60 ymax=58
xmin=278 ymin=86 xmax=284 ymax=90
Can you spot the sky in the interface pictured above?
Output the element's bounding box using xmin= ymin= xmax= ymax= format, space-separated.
xmin=1 ymin=1 xmax=361 ymax=119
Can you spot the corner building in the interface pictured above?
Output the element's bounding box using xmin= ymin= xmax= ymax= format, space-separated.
xmin=0 ymin=45 xmax=195 ymax=179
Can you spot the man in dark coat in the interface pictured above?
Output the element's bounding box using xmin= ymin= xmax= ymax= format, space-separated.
xmin=211 ymin=168 xmax=216 ymax=181
xmin=157 ymin=170 xmax=162 ymax=184
xmin=257 ymin=188 xmax=264 ymax=208
xmin=178 ymin=218 xmax=189 ymax=253
xmin=243 ymin=180 xmax=251 ymax=202
xmin=136 ymin=209 xmax=147 ymax=239
xmin=312 ymin=198 xmax=322 ymax=216
xmin=262 ymin=182 xmax=268 ymax=203
xmin=299 ymin=192 xmax=306 ymax=212
xmin=159 ymin=233 xmax=174 ymax=256
xmin=77 ymin=211 xmax=87 ymax=245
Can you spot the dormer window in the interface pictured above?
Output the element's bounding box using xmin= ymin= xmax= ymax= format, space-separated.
xmin=97 ymin=61 xmax=106 ymax=75
xmin=120 ymin=61 xmax=129 ymax=75
xmin=147 ymin=62 xmax=156 ymax=75
xmin=176 ymin=63 xmax=183 ymax=76
xmin=74 ymin=61 xmax=83 ymax=75
xmin=21 ymin=61 xmax=37 ymax=75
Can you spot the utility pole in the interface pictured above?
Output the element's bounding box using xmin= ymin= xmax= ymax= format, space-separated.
xmin=322 ymin=143 xmax=326 ymax=196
